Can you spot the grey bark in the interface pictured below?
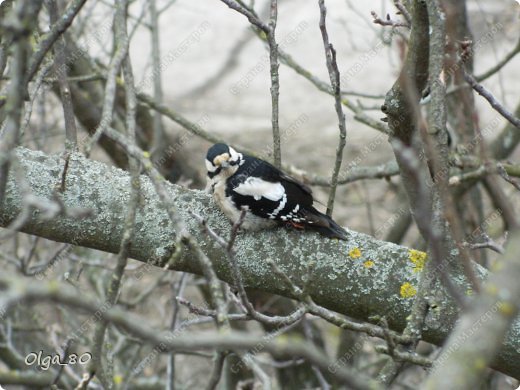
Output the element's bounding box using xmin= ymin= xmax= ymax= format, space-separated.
xmin=1 ymin=146 xmax=520 ymax=379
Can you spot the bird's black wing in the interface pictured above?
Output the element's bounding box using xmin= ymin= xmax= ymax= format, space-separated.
xmin=227 ymin=155 xmax=348 ymax=239
xmin=225 ymin=156 xmax=313 ymax=219
xmin=245 ymin=156 xmax=313 ymax=201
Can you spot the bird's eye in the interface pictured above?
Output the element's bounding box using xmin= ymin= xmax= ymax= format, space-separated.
xmin=230 ymin=157 xmax=242 ymax=166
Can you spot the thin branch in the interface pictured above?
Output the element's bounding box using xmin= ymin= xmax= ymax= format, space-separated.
xmin=448 ymin=161 xmax=520 ymax=186
xmin=84 ymin=6 xmax=131 ymax=156
xmin=318 ymin=0 xmax=347 ymax=216
xmin=218 ymin=0 xmax=281 ymax=168
xmin=371 ymin=11 xmax=410 ymax=28
xmin=394 ymin=0 xmax=412 ymax=25
xmin=465 ymin=234 xmax=505 ymax=254
xmin=205 ymin=351 xmax=227 ymax=390
xmin=167 ymin=273 xmax=188 ymax=390
xmin=136 ymin=92 xmax=224 ymax=145
xmin=148 ymin=0 xmax=165 ymax=158
xmin=48 ymin=0 xmax=77 ymax=151
xmin=268 ymin=0 xmax=281 ymax=168
xmin=197 ymin=208 xmax=306 ymax=327
xmin=177 ymin=297 xmax=248 ymax=322
xmin=374 ymin=345 xmax=433 ymax=367
xmin=26 ymin=0 xmax=86 ymax=83
xmin=476 ymin=36 xmax=520 ymax=82
xmin=497 ymin=162 xmax=520 ymax=192
xmin=219 ymin=0 xmax=270 ymax=33
xmin=464 ymin=71 xmax=520 ymax=129
xmin=302 ymin=160 xmax=399 ymax=187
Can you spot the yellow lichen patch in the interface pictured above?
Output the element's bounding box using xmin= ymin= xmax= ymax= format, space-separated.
xmin=349 ymin=247 xmax=362 ymax=259
xmin=465 ymin=289 xmax=473 ymax=296
xmin=400 ymin=282 xmax=417 ymax=298
xmin=474 ymin=358 xmax=486 ymax=371
xmin=48 ymin=280 xmax=60 ymax=292
xmin=113 ymin=375 xmax=123 ymax=385
xmin=485 ymin=284 xmax=498 ymax=296
xmin=363 ymin=260 xmax=374 ymax=268
xmin=408 ymin=249 xmax=427 ymax=272
xmin=498 ymin=302 xmax=515 ymax=317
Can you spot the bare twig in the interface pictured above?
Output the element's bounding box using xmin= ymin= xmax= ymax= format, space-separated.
xmin=48 ymin=0 xmax=77 ymax=151
xmin=268 ymin=0 xmax=281 ymax=168
xmin=26 ymin=0 xmax=86 ymax=83
xmin=497 ymin=163 xmax=520 ymax=192
xmin=374 ymin=345 xmax=433 ymax=367
xmin=137 ymin=92 xmax=224 ymax=145
xmin=483 ymin=175 xmax=519 ymax=230
xmin=465 ymin=233 xmax=505 ymax=254
xmin=298 ymin=160 xmax=399 ymax=187
xmin=205 ymin=351 xmax=228 ymax=390
xmin=19 ymin=59 xmax=54 ymax=139
xmin=394 ymin=0 xmax=412 ymax=25
xmin=197 ymin=208 xmax=306 ymax=327
xmin=177 ymin=297 xmax=248 ymax=322
xmin=464 ymin=71 xmax=520 ymax=129
xmin=190 ymin=212 xmax=229 ymax=248
xmin=227 ymin=207 xmax=247 ymax=252
xmin=84 ymin=5 xmax=131 ymax=156
xmin=167 ymin=273 xmax=188 ymax=390
xmin=218 ymin=0 xmax=281 ymax=168
xmin=74 ymin=372 xmax=94 ymax=390
xmin=476 ymin=36 xmax=520 ymax=82
xmin=219 ymin=0 xmax=269 ymax=33
xmin=371 ymin=11 xmax=410 ymax=28
xmin=148 ymin=0 xmax=165 ymax=158
xmin=318 ymin=0 xmax=347 ymax=216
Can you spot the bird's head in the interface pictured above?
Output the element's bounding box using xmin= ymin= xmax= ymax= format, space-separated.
xmin=205 ymin=143 xmax=243 ymax=178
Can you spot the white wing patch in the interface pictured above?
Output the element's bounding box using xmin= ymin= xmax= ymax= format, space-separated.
xmin=234 ymin=177 xmax=285 ymax=201
xmin=268 ymin=193 xmax=287 ymax=219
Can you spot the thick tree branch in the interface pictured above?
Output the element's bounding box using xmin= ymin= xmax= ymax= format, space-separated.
xmin=1 ymin=147 xmax=520 ymax=379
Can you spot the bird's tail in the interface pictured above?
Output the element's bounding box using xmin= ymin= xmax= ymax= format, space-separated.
xmin=303 ymin=208 xmax=348 ymax=241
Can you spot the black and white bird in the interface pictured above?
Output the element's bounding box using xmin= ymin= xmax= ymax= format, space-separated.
xmin=205 ymin=143 xmax=348 ymax=240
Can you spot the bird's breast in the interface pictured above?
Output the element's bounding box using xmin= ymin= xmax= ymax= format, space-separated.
xmin=212 ymin=179 xmax=276 ymax=230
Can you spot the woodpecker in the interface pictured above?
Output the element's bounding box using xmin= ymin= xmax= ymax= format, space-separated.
xmin=205 ymin=143 xmax=348 ymax=240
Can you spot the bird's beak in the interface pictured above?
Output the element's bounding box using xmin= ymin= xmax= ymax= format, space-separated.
xmin=214 ymin=154 xmax=230 ymax=168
